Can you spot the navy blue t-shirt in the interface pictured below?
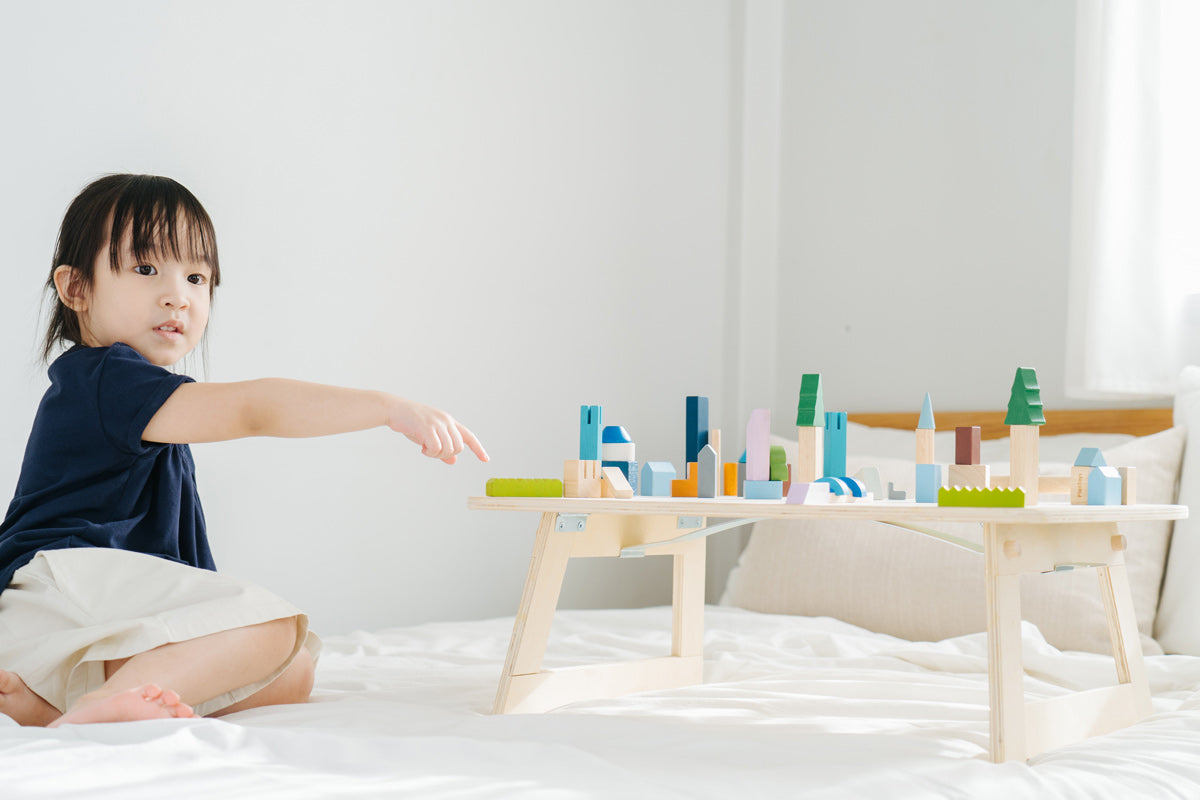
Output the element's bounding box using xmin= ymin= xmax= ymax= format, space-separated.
xmin=0 ymin=343 xmax=215 ymax=593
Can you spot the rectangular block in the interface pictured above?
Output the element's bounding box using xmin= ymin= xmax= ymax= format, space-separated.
xmin=1069 ymin=465 xmax=1090 ymax=505
xmin=686 ymin=396 xmax=709 ymax=465
xmin=916 ymin=428 xmax=935 ymax=465
xmin=485 ymin=478 xmax=564 ymax=497
xmin=602 ymin=441 xmax=635 ymax=462
xmin=795 ymin=425 xmax=823 ymax=483
xmin=743 ymin=480 xmax=784 ymax=500
xmin=723 ymin=462 xmax=739 ymax=496
xmin=769 ymin=445 xmax=788 ymax=482
xmin=1088 ymin=465 xmax=1121 ymax=505
xmin=746 ymin=409 xmax=770 ymax=481
xmin=955 ymin=426 xmax=981 ymax=466
xmin=579 ymin=405 xmax=602 ymax=461
xmin=1119 ymin=466 xmax=1137 ymax=504
xmin=823 ymin=411 xmax=847 ymax=478
xmin=600 ymin=466 xmax=634 ymax=499
xmin=947 ymin=463 xmax=990 ymax=490
xmin=915 ymin=463 xmax=943 ymax=504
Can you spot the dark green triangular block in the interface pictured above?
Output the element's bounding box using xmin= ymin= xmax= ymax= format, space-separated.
xmin=796 ymin=373 xmax=825 ymax=427
xmin=1005 ymin=367 xmax=1046 ymax=426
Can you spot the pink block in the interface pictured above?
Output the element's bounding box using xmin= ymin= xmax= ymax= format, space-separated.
xmin=746 ymin=408 xmax=770 ymax=481
xmin=786 ymin=482 xmax=831 ymax=505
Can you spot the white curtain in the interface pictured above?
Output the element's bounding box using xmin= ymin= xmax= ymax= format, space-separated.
xmin=1066 ymin=0 xmax=1200 ymax=398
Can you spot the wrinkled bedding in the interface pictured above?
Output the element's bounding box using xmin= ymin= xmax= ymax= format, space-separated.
xmin=4 ymin=605 xmax=1200 ymax=799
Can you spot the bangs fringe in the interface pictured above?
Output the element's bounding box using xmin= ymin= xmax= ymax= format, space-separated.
xmin=107 ymin=178 xmax=220 ymax=286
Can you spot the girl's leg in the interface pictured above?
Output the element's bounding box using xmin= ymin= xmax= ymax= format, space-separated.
xmin=51 ymin=617 xmax=304 ymax=727
xmin=211 ymin=646 xmax=314 ymax=716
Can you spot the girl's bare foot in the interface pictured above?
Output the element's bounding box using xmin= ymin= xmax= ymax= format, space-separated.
xmin=48 ymin=684 xmax=195 ymax=727
xmin=0 ymin=669 xmax=60 ymax=727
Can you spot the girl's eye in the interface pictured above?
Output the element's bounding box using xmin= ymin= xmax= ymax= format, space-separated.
xmin=188 ymin=274 xmax=208 ymax=286
xmin=134 ymin=264 xmax=157 ymax=276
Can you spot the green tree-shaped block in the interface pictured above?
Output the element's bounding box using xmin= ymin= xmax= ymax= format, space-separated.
xmin=796 ymin=373 xmax=825 ymax=427
xmin=1005 ymin=367 xmax=1045 ymax=426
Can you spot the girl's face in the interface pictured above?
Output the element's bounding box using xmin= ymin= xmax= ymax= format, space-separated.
xmin=54 ymin=225 xmax=212 ymax=367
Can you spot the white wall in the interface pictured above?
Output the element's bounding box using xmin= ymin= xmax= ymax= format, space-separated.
xmin=0 ymin=1 xmax=737 ymax=634
xmin=0 ymin=0 xmax=1093 ymax=636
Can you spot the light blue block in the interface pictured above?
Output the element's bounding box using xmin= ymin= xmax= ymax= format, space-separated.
xmin=640 ymin=461 xmax=676 ymax=497
xmin=1075 ymin=447 xmax=1106 ymax=467
xmin=580 ymin=405 xmax=602 ymax=461
xmin=698 ymin=445 xmax=721 ymax=498
xmin=916 ymin=463 xmax=943 ymax=503
xmin=823 ymin=412 xmax=848 ymax=478
xmin=1088 ymin=466 xmax=1122 ymax=505
xmin=744 ymin=480 xmax=784 ymax=500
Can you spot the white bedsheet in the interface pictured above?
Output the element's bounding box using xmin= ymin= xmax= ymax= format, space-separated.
xmin=4 ymin=606 xmax=1200 ymax=799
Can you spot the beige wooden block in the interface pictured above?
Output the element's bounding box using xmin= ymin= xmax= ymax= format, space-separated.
xmin=1070 ymin=465 xmax=1090 ymax=505
xmin=916 ymin=428 xmax=935 ymax=465
xmin=709 ymin=429 xmax=722 ymax=462
xmin=947 ymin=463 xmax=990 ymax=489
xmin=1119 ymin=466 xmax=1137 ymax=504
xmin=1008 ymin=425 xmax=1040 ymax=505
xmin=564 ymin=460 xmax=602 ymax=498
xmin=600 ymin=466 xmax=634 ymax=499
xmin=796 ymin=425 xmax=823 ymax=483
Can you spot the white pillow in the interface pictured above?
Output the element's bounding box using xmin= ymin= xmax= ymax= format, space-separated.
xmin=1155 ymin=367 xmax=1200 ymax=654
xmin=722 ymin=426 xmax=1185 ymax=655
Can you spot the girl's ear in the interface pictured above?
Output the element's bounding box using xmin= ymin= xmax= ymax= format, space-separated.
xmin=53 ymin=265 xmax=89 ymax=312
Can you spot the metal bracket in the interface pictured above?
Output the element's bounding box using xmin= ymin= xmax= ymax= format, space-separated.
xmin=677 ymin=516 xmax=703 ymax=529
xmin=555 ymin=514 xmax=588 ymax=533
xmin=621 ymin=517 xmax=762 ymax=558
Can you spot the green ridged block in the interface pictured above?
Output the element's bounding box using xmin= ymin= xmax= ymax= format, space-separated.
xmin=770 ymin=445 xmax=787 ymax=482
xmin=796 ymin=374 xmax=825 ymax=427
xmin=486 ymin=478 xmax=564 ymax=498
xmin=937 ymin=486 xmax=1026 ymax=508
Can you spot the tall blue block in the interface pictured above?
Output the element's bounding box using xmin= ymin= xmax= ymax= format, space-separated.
xmin=823 ymin=411 xmax=848 ymax=478
xmin=580 ymin=405 xmax=602 ymax=461
xmin=916 ymin=463 xmax=943 ymax=503
xmin=686 ymin=396 xmax=709 ymax=465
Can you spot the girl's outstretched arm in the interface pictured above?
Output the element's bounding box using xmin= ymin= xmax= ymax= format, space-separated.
xmin=141 ymin=379 xmax=488 ymax=464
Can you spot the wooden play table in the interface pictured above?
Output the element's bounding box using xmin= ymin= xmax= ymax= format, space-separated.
xmin=466 ymin=496 xmax=1187 ymax=763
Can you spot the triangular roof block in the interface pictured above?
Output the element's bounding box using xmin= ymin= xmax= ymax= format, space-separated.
xmin=1004 ymin=367 xmax=1046 ymax=426
xmin=1074 ymin=447 xmax=1106 ymax=467
xmin=796 ymin=373 xmax=825 ymax=427
xmin=918 ymin=393 xmax=935 ymax=430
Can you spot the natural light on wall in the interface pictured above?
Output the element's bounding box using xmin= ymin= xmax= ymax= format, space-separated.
xmin=1066 ymin=0 xmax=1200 ymax=398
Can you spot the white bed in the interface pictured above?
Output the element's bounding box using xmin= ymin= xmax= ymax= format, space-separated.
xmin=5 ymin=368 xmax=1200 ymax=798
xmin=5 ymin=606 xmax=1200 ymax=799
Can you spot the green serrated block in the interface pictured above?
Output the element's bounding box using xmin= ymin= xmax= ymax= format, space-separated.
xmin=796 ymin=373 xmax=825 ymax=427
xmin=937 ymin=486 xmax=1026 ymax=508
xmin=486 ymin=478 xmax=564 ymax=498
xmin=1004 ymin=367 xmax=1046 ymax=426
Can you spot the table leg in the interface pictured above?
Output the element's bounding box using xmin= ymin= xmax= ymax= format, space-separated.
xmin=672 ymin=539 xmax=706 ymax=658
xmin=985 ymin=522 xmax=1026 ymax=762
xmin=494 ymin=512 xmax=572 ymax=713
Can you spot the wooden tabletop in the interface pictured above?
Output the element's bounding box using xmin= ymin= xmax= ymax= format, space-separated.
xmin=467 ymin=496 xmax=1188 ymax=525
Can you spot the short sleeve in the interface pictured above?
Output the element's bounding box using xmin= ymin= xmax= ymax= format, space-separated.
xmin=96 ymin=343 xmax=194 ymax=454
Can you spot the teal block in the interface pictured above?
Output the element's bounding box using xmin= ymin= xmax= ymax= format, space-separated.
xmin=580 ymin=405 xmax=602 ymax=460
xmin=686 ymin=396 xmax=710 ymax=465
xmin=823 ymin=412 xmax=847 ymax=477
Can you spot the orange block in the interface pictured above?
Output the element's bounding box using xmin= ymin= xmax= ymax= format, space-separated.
xmin=672 ymin=462 xmax=699 ymax=498
xmin=723 ymin=462 xmax=738 ymax=496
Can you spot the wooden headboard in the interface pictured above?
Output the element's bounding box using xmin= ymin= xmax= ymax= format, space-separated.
xmin=848 ymin=408 xmax=1173 ymax=441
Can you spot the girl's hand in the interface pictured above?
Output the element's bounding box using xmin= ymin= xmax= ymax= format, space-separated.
xmin=386 ymin=397 xmax=489 ymax=465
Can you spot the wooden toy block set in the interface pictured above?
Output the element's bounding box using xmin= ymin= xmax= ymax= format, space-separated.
xmin=484 ymin=367 xmax=1139 ymax=509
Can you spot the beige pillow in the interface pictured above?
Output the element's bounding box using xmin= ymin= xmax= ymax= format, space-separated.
xmin=721 ymin=426 xmax=1185 ymax=655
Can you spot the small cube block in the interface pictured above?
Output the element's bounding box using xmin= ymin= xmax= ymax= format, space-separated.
xmin=1088 ymin=465 xmax=1122 ymax=505
xmin=947 ymin=463 xmax=990 ymax=490
xmin=955 ymin=426 xmax=981 ymax=466
xmin=744 ymin=479 xmax=784 ymax=500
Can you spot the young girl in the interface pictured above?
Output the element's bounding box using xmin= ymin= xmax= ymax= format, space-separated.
xmin=0 ymin=174 xmax=487 ymax=727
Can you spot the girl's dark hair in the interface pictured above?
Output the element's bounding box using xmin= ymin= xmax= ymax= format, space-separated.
xmin=43 ymin=174 xmax=220 ymax=361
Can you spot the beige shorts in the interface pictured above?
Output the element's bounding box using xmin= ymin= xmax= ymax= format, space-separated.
xmin=0 ymin=548 xmax=321 ymax=717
